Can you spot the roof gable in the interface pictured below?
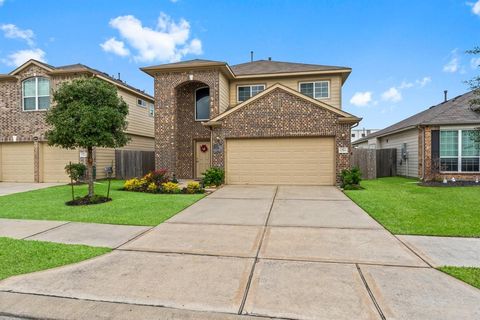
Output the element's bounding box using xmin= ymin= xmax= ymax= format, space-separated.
xmin=9 ymin=59 xmax=55 ymax=75
xmin=207 ymin=83 xmax=360 ymax=124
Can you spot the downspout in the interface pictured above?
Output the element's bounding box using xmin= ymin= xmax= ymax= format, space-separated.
xmin=421 ymin=126 xmax=426 ymax=180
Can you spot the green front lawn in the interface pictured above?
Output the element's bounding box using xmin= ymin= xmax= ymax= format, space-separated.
xmin=0 ymin=237 xmax=110 ymax=281
xmin=439 ymin=267 xmax=480 ymax=289
xmin=0 ymin=180 xmax=204 ymax=226
xmin=345 ymin=177 xmax=480 ymax=237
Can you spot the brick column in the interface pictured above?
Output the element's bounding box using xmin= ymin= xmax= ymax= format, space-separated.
xmin=33 ymin=139 xmax=40 ymax=182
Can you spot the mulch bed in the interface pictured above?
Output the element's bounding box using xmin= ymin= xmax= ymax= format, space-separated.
xmin=66 ymin=195 xmax=112 ymax=206
xmin=419 ymin=181 xmax=480 ymax=187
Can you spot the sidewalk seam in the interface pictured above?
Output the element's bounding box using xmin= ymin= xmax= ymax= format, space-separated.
xmin=356 ymin=264 xmax=386 ymax=320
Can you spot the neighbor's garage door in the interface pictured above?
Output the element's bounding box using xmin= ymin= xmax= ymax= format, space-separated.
xmin=0 ymin=143 xmax=34 ymax=182
xmin=226 ymin=137 xmax=335 ymax=185
xmin=41 ymin=144 xmax=79 ymax=182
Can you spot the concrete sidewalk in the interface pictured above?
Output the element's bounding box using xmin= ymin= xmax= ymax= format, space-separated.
xmin=0 ymin=185 xmax=479 ymax=320
xmin=0 ymin=182 xmax=63 ymax=196
xmin=0 ymin=218 xmax=151 ymax=248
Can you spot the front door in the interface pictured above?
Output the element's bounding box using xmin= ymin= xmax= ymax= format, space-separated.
xmin=195 ymin=141 xmax=211 ymax=178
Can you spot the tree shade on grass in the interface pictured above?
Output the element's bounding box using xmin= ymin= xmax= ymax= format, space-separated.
xmin=0 ymin=237 xmax=110 ymax=280
xmin=0 ymin=180 xmax=204 ymax=226
xmin=344 ymin=177 xmax=480 ymax=237
xmin=439 ymin=267 xmax=480 ymax=289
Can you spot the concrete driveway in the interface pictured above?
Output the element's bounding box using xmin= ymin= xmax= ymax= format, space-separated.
xmin=1 ymin=185 xmax=479 ymax=320
xmin=0 ymin=182 xmax=63 ymax=196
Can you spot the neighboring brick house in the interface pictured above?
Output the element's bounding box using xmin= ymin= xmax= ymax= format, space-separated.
xmin=0 ymin=59 xmax=155 ymax=183
xmin=141 ymin=59 xmax=361 ymax=185
xmin=353 ymin=90 xmax=480 ymax=181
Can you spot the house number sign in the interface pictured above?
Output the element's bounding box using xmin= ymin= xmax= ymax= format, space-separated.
xmin=338 ymin=147 xmax=349 ymax=154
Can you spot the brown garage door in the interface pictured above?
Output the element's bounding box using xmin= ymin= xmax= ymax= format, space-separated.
xmin=225 ymin=137 xmax=335 ymax=185
xmin=0 ymin=143 xmax=34 ymax=182
xmin=41 ymin=144 xmax=79 ymax=182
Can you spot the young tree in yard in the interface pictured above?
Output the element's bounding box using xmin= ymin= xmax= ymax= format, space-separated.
xmin=46 ymin=77 xmax=128 ymax=199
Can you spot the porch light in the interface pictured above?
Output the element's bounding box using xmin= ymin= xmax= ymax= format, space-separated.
xmin=189 ymin=74 xmax=194 ymax=81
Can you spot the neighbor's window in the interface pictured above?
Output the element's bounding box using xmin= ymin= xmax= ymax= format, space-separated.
xmin=22 ymin=77 xmax=50 ymax=111
xmin=237 ymin=84 xmax=265 ymax=102
xmin=137 ymin=99 xmax=147 ymax=107
xmin=149 ymin=104 xmax=154 ymax=117
xmin=299 ymin=81 xmax=329 ymax=99
xmin=195 ymin=87 xmax=210 ymax=121
xmin=440 ymin=130 xmax=480 ymax=172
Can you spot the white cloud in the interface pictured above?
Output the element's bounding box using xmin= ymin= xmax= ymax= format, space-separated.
xmin=398 ymin=81 xmax=414 ymax=89
xmin=471 ymin=0 xmax=480 ymax=15
xmin=100 ymin=37 xmax=130 ymax=57
xmin=471 ymin=57 xmax=480 ymax=69
xmin=381 ymin=87 xmax=402 ymax=103
xmin=443 ymin=49 xmax=461 ymax=73
xmin=105 ymin=13 xmax=202 ymax=63
xmin=0 ymin=0 xmax=4 ymax=6
xmin=350 ymin=91 xmax=372 ymax=107
xmin=2 ymin=48 xmax=46 ymax=67
xmin=416 ymin=76 xmax=431 ymax=87
xmin=0 ymin=24 xmax=35 ymax=46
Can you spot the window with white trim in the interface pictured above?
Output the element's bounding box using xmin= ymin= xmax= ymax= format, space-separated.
xmin=148 ymin=104 xmax=154 ymax=117
xmin=299 ymin=81 xmax=329 ymax=99
xmin=22 ymin=77 xmax=50 ymax=111
xmin=195 ymin=87 xmax=210 ymax=121
xmin=237 ymin=84 xmax=265 ymax=102
xmin=440 ymin=129 xmax=480 ymax=172
xmin=137 ymin=99 xmax=147 ymax=107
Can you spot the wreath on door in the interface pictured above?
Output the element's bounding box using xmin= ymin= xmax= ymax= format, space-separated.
xmin=200 ymin=144 xmax=208 ymax=153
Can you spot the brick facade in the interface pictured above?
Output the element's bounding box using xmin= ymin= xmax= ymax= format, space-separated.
xmin=420 ymin=125 xmax=480 ymax=181
xmin=153 ymin=69 xmax=220 ymax=178
xmin=210 ymin=88 xmax=351 ymax=184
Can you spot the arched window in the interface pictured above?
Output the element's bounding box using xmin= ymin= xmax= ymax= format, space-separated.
xmin=195 ymin=87 xmax=210 ymax=121
xmin=22 ymin=77 xmax=50 ymax=111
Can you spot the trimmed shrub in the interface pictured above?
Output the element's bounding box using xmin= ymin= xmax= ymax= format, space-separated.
xmin=185 ymin=181 xmax=202 ymax=194
xmin=161 ymin=182 xmax=181 ymax=194
xmin=145 ymin=169 xmax=169 ymax=186
xmin=64 ymin=163 xmax=86 ymax=183
xmin=341 ymin=167 xmax=362 ymax=189
xmin=124 ymin=178 xmax=148 ymax=192
xmin=203 ymin=167 xmax=224 ymax=187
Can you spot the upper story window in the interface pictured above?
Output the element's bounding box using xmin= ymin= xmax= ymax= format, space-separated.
xmin=440 ymin=129 xmax=480 ymax=172
xmin=195 ymin=87 xmax=210 ymax=121
xmin=22 ymin=77 xmax=50 ymax=111
xmin=137 ymin=99 xmax=147 ymax=107
xmin=148 ymin=103 xmax=154 ymax=117
xmin=237 ymin=84 xmax=265 ymax=102
xmin=299 ymin=81 xmax=330 ymax=99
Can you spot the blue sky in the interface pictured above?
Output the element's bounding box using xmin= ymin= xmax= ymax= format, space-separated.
xmin=0 ymin=0 xmax=479 ymax=129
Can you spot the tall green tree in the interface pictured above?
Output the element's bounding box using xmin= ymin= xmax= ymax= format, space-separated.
xmin=46 ymin=77 xmax=129 ymax=198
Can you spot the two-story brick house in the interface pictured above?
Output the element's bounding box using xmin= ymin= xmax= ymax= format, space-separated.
xmin=141 ymin=59 xmax=361 ymax=185
xmin=0 ymin=59 xmax=155 ymax=183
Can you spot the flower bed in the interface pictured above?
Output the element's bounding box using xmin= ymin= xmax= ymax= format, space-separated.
xmin=123 ymin=170 xmax=204 ymax=194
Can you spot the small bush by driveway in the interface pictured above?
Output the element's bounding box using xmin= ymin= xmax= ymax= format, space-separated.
xmin=0 ymin=180 xmax=204 ymax=226
xmin=345 ymin=177 xmax=480 ymax=237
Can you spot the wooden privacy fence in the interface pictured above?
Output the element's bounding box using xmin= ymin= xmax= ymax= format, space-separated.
xmin=351 ymin=148 xmax=397 ymax=179
xmin=115 ymin=150 xmax=155 ymax=179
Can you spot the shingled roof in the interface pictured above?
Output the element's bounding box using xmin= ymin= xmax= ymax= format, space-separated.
xmin=230 ymin=60 xmax=350 ymax=76
xmin=354 ymin=90 xmax=480 ymax=144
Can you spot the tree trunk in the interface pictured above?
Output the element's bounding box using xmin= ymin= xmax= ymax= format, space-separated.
xmin=87 ymin=146 xmax=94 ymax=198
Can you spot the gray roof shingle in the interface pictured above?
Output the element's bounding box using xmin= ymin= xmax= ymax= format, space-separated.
xmin=230 ymin=60 xmax=350 ymax=76
xmin=354 ymin=90 xmax=480 ymax=143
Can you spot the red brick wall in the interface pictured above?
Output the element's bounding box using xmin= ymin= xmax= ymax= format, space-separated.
xmin=210 ymin=88 xmax=351 ymax=184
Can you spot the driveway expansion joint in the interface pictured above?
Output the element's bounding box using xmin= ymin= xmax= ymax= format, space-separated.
xmin=238 ymin=186 xmax=278 ymax=315
xmin=21 ymin=221 xmax=72 ymax=240
xmin=356 ymin=264 xmax=386 ymax=320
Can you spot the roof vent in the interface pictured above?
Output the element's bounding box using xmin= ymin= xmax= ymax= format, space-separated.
xmin=444 ymin=90 xmax=448 ymax=102
xmin=268 ymin=57 xmax=272 ymax=61
xmin=250 ymin=51 xmax=254 ymax=62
